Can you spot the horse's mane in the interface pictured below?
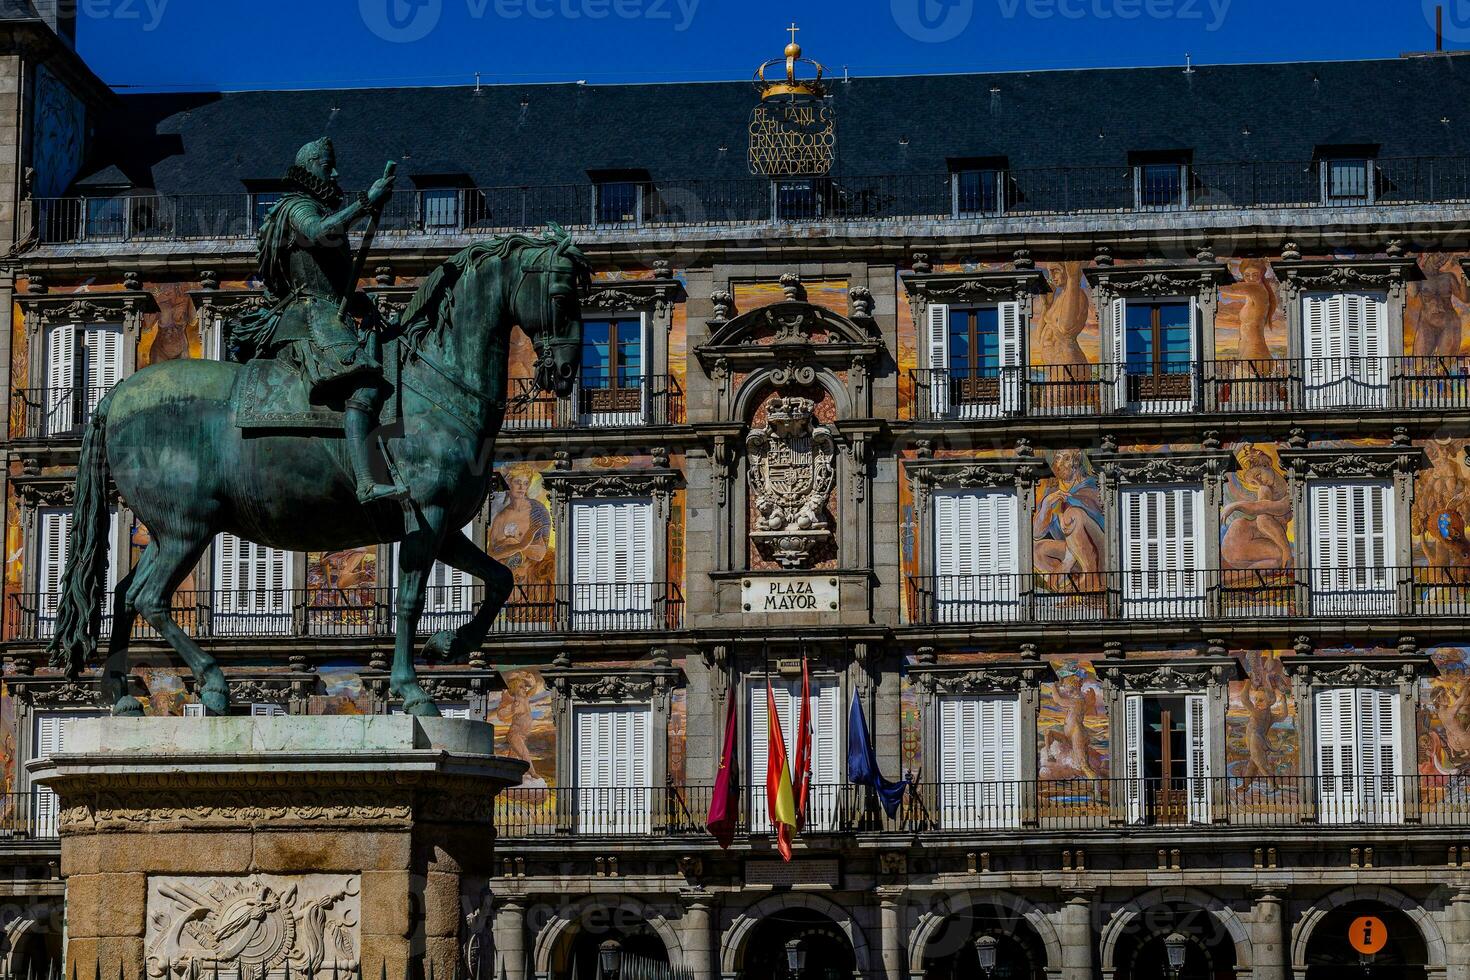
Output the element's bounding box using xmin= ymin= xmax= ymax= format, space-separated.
xmin=396 ymin=230 xmax=590 ymax=346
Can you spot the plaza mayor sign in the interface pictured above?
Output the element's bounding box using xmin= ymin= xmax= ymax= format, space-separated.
xmin=742 ymin=575 xmax=841 ymax=614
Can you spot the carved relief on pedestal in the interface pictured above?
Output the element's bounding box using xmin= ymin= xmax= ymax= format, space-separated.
xmin=145 ymin=874 xmax=360 ymax=978
xmin=746 ymin=396 xmax=836 ymax=568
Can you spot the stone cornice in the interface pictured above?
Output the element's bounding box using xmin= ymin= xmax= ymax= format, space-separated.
xmin=539 ymin=467 xmax=684 ymax=500
xmin=1084 ymin=262 xmax=1235 ymax=297
xmin=17 ymin=290 xmax=155 ymax=324
xmin=544 ymin=664 xmax=682 ymax=703
xmin=1280 ymin=653 xmax=1434 ymax=685
xmin=695 ymin=300 xmax=884 ymax=374
xmin=1278 ymin=445 xmax=1424 ymax=479
xmin=1088 ymin=448 xmax=1236 ymax=485
xmin=12 ymin=475 xmax=78 ymax=509
xmin=900 ymin=268 xmax=1051 ymax=303
xmin=582 ymin=278 xmax=684 ymax=317
xmin=908 ymin=659 xmax=1056 ymax=694
xmin=1098 ymin=657 xmax=1242 ymax=692
xmin=1274 ymin=257 xmax=1423 ymax=299
xmin=905 ymin=454 xmax=1052 ymax=491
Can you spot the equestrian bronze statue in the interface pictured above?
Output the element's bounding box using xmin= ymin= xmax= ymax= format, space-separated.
xmin=45 ymin=138 xmax=590 ymax=717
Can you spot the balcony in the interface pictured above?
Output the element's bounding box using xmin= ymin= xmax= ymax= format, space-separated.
xmin=495 ymin=775 xmax=1470 ymax=840
xmin=905 ymin=567 xmax=1470 ymax=626
xmin=502 ymin=375 xmax=685 ymax=430
xmin=30 ymin=157 xmax=1470 ymax=246
xmin=11 ymin=386 xmax=114 ymax=442
xmin=912 ymin=356 xmax=1470 ymax=422
xmin=4 ymin=582 xmax=686 ymax=643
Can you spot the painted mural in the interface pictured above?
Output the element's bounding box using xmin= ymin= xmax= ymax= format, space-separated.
xmin=1220 ymin=444 xmax=1293 ymax=571
xmin=1033 ymin=448 xmax=1104 ymax=596
xmin=1422 ymin=647 xmax=1470 ymax=778
xmin=1226 ymin=650 xmax=1297 ymax=809
xmin=1414 ymin=439 xmax=1470 ymax=571
xmin=1038 ymin=657 xmax=1107 ymax=784
xmin=1408 ymin=253 xmax=1469 ymax=357
xmin=1217 ymin=258 xmax=1286 ymax=361
xmin=732 ymin=278 xmax=849 ymax=317
xmin=489 ymin=464 xmax=555 ymax=591
xmin=137 ymin=282 xmax=203 ymax=367
xmin=31 ymin=66 xmax=85 ymax=200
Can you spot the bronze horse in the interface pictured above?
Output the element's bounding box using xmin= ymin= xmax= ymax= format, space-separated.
xmin=47 ymin=227 xmax=590 ymax=716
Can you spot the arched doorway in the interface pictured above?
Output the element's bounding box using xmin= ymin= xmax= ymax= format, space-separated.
xmin=1113 ymin=902 xmax=1237 ymax=980
xmin=1304 ymin=902 xmax=1429 ymax=980
xmin=919 ymin=904 xmax=1048 ymax=980
xmin=738 ymin=907 xmax=856 ymax=980
xmin=562 ymin=920 xmax=671 ymax=980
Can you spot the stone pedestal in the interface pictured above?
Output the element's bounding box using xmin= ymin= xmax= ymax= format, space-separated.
xmin=29 ymin=716 xmax=526 ymax=980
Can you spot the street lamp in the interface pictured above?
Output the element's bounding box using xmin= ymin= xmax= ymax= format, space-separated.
xmin=974 ymin=934 xmax=1000 ymax=978
xmin=785 ymin=938 xmax=807 ymax=978
xmin=599 ymin=939 xmax=623 ymax=980
xmin=1163 ymin=932 xmax=1190 ymax=978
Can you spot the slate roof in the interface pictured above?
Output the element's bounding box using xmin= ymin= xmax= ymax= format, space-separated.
xmin=76 ymin=55 xmax=1470 ymax=195
xmin=0 ymin=0 xmax=40 ymax=21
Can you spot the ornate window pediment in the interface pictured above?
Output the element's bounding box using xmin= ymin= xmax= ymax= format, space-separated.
xmin=1084 ymin=262 xmax=1234 ymax=299
xmin=696 ymin=300 xmax=883 ymax=374
xmin=540 ymin=467 xmax=683 ymax=502
xmin=582 ymin=278 xmax=683 ymax=317
xmin=1099 ymin=657 xmax=1241 ymax=692
xmin=189 ymin=288 xmax=269 ymax=319
xmin=10 ymin=678 xmax=102 ymax=707
xmin=1273 ymin=257 xmax=1422 ymax=300
xmin=901 ymin=267 xmax=1050 ymax=305
xmin=1281 ymin=654 xmax=1432 ymax=686
xmin=18 ymin=290 xmax=155 ymax=325
xmin=1089 ymin=448 xmax=1235 ymax=486
xmin=1278 ymin=445 xmax=1423 ymax=480
xmin=13 ymin=476 xmax=80 ymax=508
xmin=909 ymin=659 xmax=1056 ymax=694
xmin=906 ymin=455 xmax=1052 ymax=492
xmin=547 ymin=665 xmax=680 ymax=705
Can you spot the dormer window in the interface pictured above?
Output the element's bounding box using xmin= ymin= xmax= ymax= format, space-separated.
xmin=244 ymin=180 xmax=287 ymax=231
xmin=948 ymin=157 xmax=1007 ymax=217
xmin=590 ymin=169 xmax=650 ymax=227
xmin=1130 ymin=151 xmax=1190 ymax=211
xmin=410 ymin=174 xmax=475 ymax=233
xmin=1316 ymin=146 xmax=1378 ymax=206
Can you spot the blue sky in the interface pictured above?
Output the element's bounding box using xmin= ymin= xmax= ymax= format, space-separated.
xmin=78 ymin=0 xmax=1460 ymax=92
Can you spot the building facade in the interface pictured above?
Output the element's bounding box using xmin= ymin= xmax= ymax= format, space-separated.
xmin=0 ymin=10 xmax=1468 ymax=980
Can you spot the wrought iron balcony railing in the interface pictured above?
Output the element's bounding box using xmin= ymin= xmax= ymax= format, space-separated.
xmin=4 ymin=582 xmax=685 ymax=643
xmin=911 ymin=356 xmax=1470 ymax=421
xmin=11 ymin=386 xmax=116 ymax=441
xmin=502 ymin=374 xmax=686 ymax=430
xmin=906 ymin=566 xmax=1470 ymax=625
xmin=494 ymin=775 xmax=1470 ymax=839
xmin=30 ymin=156 xmax=1470 ymax=245
xmin=0 ymin=791 xmax=60 ymax=840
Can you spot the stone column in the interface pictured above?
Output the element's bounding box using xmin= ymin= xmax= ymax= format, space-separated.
xmin=34 ymin=716 xmax=525 ymax=980
xmin=1055 ymin=890 xmax=1094 ymax=980
xmin=681 ymin=893 xmax=716 ymax=980
xmin=1250 ymin=890 xmax=1286 ymax=980
xmin=879 ymin=889 xmax=904 ymax=980
xmin=1447 ymin=888 xmax=1470 ymax=980
xmin=493 ymin=898 xmax=529 ymax=980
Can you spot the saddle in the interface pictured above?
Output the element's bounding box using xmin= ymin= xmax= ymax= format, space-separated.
xmin=231 ymin=342 xmax=401 ymax=433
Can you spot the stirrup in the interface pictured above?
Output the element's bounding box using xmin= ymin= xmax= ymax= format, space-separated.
xmin=357 ymin=481 xmax=409 ymax=504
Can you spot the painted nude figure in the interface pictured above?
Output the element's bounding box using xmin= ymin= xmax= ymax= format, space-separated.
xmin=1042 ymin=672 xmax=1101 ymax=780
xmin=1039 ymin=262 xmax=1090 ymax=369
xmin=1413 ymin=253 xmax=1469 ymax=357
xmin=1232 ymin=258 xmax=1278 ymax=362
xmin=1220 ymin=447 xmax=1293 ymax=570
xmin=1235 ymin=671 xmax=1287 ymax=799
xmin=1033 ymin=449 xmax=1105 ymax=593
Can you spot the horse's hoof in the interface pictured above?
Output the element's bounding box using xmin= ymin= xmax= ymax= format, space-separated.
xmin=112 ymin=696 xmax=144 ymax=718
xmin=403 ymin=696 xmax=442 ymax=718
xmin=201 ymin=684 xmax=230 ymax=716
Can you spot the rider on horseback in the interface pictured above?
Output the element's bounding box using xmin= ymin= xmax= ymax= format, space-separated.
xmin=233 ymin=137 xmax=408 ymax=504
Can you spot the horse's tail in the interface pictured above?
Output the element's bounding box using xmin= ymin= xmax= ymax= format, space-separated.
xmin=45 ymin=397 xmax=113 ymax=677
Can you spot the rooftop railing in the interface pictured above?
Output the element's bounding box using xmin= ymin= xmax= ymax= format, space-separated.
xmin=494 ymin=775 xmax=1470 ymax=839
xmin=32 ymin=157 xmax=1470 ymax=245
xmin=5 ymin=582 xmax=686 ymax=643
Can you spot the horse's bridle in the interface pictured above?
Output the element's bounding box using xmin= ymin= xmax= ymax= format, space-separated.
xmin=510 ymin=236 xmax=586 ymax=383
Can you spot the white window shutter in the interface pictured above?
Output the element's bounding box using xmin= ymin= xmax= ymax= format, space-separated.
xmin=1303 ymin=294 xmax=1329 ymax=362
xmin=1122 ymin=487 xmax=1202 ymax=611
xmin=926 ymin=303 xmax=950 ymax=415
xmin=82 ymin=325 xmax=124 ymax=418
xmin=997 ymin=301 xmax=1023 ymax=413
xmin=250 ymin=703 xmax=287 ymax=717
xmin=44 ymin=324 xmax=75 ymax=433
xmin=183 ymin=703 xmax=206 ymax=717
xmin=38 ymin=508 xmax=72 ymax=633
xmin=214 ymin=534 xmax=293 ymax=631
xmin=1124 ymin=694 xmax=1144 ymax=824
xmin=1314 ymin=687 xmax=1356 ymax=822
xmin=1358 ymin=687 xmax=1401 ymax=821
xmin=748 ymin=678 xmax=839 ymax=831
xmin=571 ymin=499 xmax=655 ymax=626
xmin=1110 ymin=297 xmax=1127 ymax=405
xmin=932 ymin=491 xmax=1019 ymax=621
xmin=1184 ymin=693 xmax=1211 ymax=823
xmin=32 ymin=711 xmax=101 ymax=835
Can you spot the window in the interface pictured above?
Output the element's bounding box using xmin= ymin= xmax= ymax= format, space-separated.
xmin=250 ymin=191 xmax=283 ymax=229
xmin=594 ymin=181 xmax=643 ymax=226
xmin=1301 ymin=291 xmax=1389 ymax=408
xmin=923 ymin=302 xmax=1023 ymax=418
xmin=1134 ymin=162 xmax=1188 ymax=211
xmin=45 ymin=322 xmax=124 ymax=435
xmin=773 ymin=179 xmax=822 ymax=221
xmin=37 ymin=507 xmax=121 ymax=637
xmin=570 ymin=498 xmax=655 ymax=629
xmin=953 ymin=169 xmax=1004 ymax=217
xmin=1321 ymin=157 xmax=1374 ymax=206
xmin=1309 ymin=482 xmax=1395 ymax=614
xmin=580 ymin=316 xmax=646 ymax=426
xmin=932 ymin=489 xmax=1020 ymax=622
xmin=1314 ymin=687 xmax=1401 ymax=823
xmin=32 ymin=710 xmax=105 ymax=836
xmin=1121 ymin=486 xmax=1205 ymax=616
xmin=937 ymin=694 xmax=1021 ymax=828
xmin=213 ymin=534 xmax=293 ymax=636
xmin=390 ymin=523 xmax=477 ymax=633
xmin=1123 ymin=693 xmax=1211 ymax=825
xmin=1112 ymin=297 xmax=1196 ymax=411
xmin=84 ymin=195 xmax=128 ymax=239
xmin=573 ymin=703 xmax=651 ymax=833
xmin=748 ymin=677 xmax=841 ymax=832
xmin=420 ymin=188 xmax=462 ymax=232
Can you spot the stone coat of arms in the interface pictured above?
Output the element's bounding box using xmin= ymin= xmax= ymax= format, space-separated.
xmin=746 ymin=396 xmax=836 ymax=568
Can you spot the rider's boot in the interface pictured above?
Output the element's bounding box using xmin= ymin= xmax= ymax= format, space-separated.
xmin=345 ymin=390 xmax=409 ymax=504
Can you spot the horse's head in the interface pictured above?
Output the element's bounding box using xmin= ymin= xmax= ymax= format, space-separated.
xmin=515 ymin=223 xmax=591 ymax=398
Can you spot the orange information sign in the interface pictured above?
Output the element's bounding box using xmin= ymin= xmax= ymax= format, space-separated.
xmin=1349 ymin=916 xmax=1388 ymax=955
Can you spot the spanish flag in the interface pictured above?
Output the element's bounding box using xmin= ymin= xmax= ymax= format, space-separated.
xmin=765 ymin=677 xmax=799 ymax=860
